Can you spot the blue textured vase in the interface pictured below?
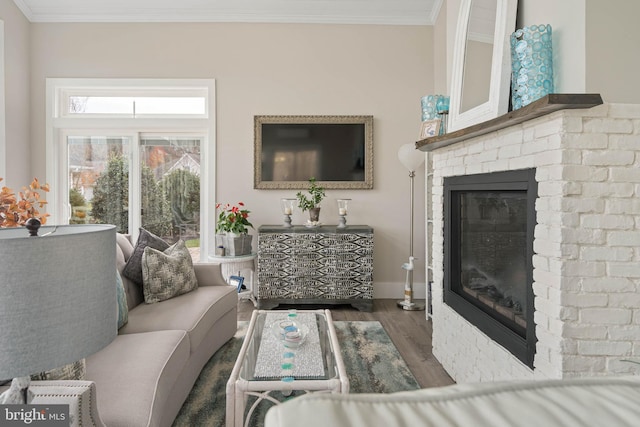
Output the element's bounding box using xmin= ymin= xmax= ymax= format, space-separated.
xmin=421 ymin=94 xmax=450 ymax=135
xmin=510 ymin=24 xmax=554 ymax=109
xmin=421 ymin=94 xmax=445 ymax=121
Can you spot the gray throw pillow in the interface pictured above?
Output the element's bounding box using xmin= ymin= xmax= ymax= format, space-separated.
xmin=141 ymin=240 xmax=198 ymax=303
xmin=122 ymin=228 xmax=170 ymax=285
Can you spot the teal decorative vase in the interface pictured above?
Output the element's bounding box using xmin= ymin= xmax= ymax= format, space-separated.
xmin=421 ymin=94 xmax=450 ymax=135
xmin=510 ymin=24 xmax=554 ymax=109
xmin=421 ymin=94 xmax=444 ymax=121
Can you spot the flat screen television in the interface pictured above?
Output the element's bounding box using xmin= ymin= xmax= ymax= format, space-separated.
xmin=254 ymin=115 xmax=373 ymax=189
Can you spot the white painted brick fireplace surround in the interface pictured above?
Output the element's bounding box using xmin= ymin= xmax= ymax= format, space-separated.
xmin=429 ymin=103 xmax=640 ymax=382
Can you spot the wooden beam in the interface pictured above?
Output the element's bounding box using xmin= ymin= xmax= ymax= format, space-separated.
xmin=416 ymin=94 xmax=603 ymax=152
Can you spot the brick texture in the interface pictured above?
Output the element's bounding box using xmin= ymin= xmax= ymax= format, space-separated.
xmin=430 ymin=104 xmax=640 ymax=382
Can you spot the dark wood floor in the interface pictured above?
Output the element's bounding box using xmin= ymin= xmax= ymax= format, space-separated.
xmin=237 ymin=299 xmax=454 ymax=388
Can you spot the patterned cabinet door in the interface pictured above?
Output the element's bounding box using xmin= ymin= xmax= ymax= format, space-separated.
xmin=257 ymin=225 xmax=373 ymax=311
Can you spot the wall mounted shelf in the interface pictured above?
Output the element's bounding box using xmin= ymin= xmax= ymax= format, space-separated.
xmin=416 ymin=94 xmax=603 ymax=152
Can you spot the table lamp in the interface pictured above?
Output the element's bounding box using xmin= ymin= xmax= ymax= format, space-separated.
xmin=397 ymin=144 xmax=425 ymax=311
xmin=0 ymin=221 xmax=117 ymax=403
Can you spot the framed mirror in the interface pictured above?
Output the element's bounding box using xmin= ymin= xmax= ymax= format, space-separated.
xmin=254 ymin=115 xmax=373 ymax=190
xmin=448 ymin=0 xmax=517 ymax=132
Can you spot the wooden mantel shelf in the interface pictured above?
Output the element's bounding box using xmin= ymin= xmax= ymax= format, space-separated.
xmin=416 ymin=94 xmax=603 ymax=152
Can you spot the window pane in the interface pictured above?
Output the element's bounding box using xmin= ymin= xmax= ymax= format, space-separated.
xmin=68 ymin=96 xmax=205 ymax=115
xmin=135 ymin=97 xmax=205 ymax=115
xmin=68 ymin=136 xmax=130 ymax=233
xmin=140 ymin=136 xmax=201 ymax=260
xmin=70 ymin=97 xmax=134 ymax=114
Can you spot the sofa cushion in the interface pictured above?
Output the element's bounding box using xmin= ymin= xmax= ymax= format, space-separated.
xmin=118 ymin=285 xmax=237 ymax=354
xmin=85 ymin=330 xmax=190 ymax=427
xmin=122 ymin=228 xmax=169 ymax=286
xmin=141 ymin=240 xmax=198 ymax=303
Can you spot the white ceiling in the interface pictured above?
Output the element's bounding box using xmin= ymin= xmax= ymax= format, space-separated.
xmin=12 ymin=0 xmax=443 ymax=25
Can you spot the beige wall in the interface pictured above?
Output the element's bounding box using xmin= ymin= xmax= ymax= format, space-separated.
xmin=0 ymin=0 xmax=31 ymax=188
xmin=28 ymin=22 xmax=433 ymax=298
xmin=585 ymin=0 xmax=640 ymax=103
xmin=518 ymin=0 xmax=586 ymax=95
xmin=433 ymin=0 xmax=448 ymax=94
xmin=518 ymin=0 xmax=640 ymax=103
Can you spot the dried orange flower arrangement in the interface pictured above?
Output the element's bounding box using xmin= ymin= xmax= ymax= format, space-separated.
xmin=0 ymin=177 xmax=50 ymax=228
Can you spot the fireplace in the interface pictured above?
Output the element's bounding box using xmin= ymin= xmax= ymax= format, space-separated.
xmin=428 ymin=104 xmax=640 ymax=382
xmin=444 ymin=169 xmax=537 ymax=367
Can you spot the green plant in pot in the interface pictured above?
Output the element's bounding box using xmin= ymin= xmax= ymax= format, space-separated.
xmin=215 ymin=202 xmax=254 ymax=256
xmin=296 ymin=177 xmax=325 ymax=224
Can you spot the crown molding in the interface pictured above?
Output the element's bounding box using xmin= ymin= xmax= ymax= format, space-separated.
xmin=427 ymin=0 xmax=444 ymax=24
xmin=25 ymin=14 xmax=433 ymax=25
xmin=13 ymin=0 xmax=437 ymax=25
xmin=11 ymin=0 xmax=34 ymax=21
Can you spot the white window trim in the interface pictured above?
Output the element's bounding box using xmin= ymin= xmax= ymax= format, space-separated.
xmin=46 ymin=78 xmax=217 ymax=261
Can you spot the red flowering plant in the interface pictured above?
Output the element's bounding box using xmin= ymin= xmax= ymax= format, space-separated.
xmin=0 ymin=177 xmax=50 ymax=228
xmin=215 ymin=202 xmax=253 ymax=234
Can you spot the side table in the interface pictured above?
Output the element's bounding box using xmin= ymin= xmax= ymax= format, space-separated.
xmin=209 ymin=253 xmax=257 ymax=306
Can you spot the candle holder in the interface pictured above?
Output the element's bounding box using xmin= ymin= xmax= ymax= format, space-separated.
xmin=336 ymin=199 xmax=350 ymax=228
xmin=281 ymin=198 xmax=296 ymax=227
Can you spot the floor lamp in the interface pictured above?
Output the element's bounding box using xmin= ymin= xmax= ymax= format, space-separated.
xmin=0 ymin=221 xmax=117 ymax=404
xmin=397 ymin=144 xmax=425 ymax=311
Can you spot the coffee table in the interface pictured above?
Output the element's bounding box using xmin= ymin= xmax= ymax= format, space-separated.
xmin=226 ymin=309 xmax=348 ymax=427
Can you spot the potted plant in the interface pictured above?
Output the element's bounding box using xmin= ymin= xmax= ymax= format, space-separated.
xmin=296 ymin=177 xmax=325 ymax=223
xmin=215 ymin=202 xmax=254 ymax=256
xmin=0 ymin=178 xmax=50 ymax=228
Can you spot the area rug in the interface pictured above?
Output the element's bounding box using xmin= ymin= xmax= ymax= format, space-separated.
xmin=173 ymin=321 xmax=420 ymax=427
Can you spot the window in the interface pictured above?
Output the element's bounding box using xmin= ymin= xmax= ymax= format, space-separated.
xmin=47 ymin=79 xmax=216 ymax=261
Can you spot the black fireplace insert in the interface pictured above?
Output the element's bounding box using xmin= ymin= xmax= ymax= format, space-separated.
xmin=444 ymin=169 xmax=537 ymax=367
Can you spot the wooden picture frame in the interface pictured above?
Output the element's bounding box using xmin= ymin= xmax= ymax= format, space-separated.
xmin=420 ymin=119 xmax=441 ymax=139
xmin=254 ymin=115 xmax=374 ymax=190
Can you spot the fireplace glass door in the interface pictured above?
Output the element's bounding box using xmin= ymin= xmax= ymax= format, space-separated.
xmin=459 ymin=191 xmax=528 ymax=336
xmin=444 ymin=169 xmax=537 ymax=367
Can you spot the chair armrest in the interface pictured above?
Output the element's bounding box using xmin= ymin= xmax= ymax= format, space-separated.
xmin=27 ymin=380 xmax=105 ymax=427
xmin=194 ymin=262 xmax=229 ymax=287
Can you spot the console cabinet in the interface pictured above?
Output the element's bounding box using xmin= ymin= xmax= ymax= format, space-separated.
xmin=257 ymin=225 xmax=373 ymax=312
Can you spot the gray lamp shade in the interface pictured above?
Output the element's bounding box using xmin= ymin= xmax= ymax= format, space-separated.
xmin=0 ymin=224 xmax=117 ymax=378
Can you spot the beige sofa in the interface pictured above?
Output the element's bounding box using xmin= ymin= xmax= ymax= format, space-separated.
xmin=28 ymin=233 xmax=238 ymax=427
xmin=265 ymin=376 xmax=640 ymax=427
